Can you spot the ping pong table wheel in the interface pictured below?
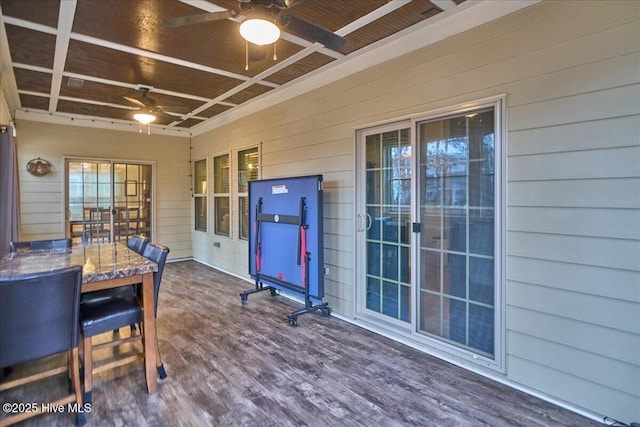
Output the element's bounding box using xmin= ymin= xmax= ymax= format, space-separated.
xmin=288 ymin=317 xmax=298 ymax=326
xmin=240 ymin=294 xmax=248 ymax=305
xmin=269 ymin=288 xmax=277 ymax=297
xmin=321 ymin=308 xmax=331 ymax=317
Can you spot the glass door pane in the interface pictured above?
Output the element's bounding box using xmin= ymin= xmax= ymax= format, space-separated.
xmin=67 ymin=160 xmax=152 ymax=246
xmin=67 ymin=161 xmax=112 ymax=245
xmin=365 ymin=128 xmax=411 ymax=323
xmin=113 ymin=163 xmax=152 ymax=243
xmin=417 ymin=108 xmax=496 ymax=357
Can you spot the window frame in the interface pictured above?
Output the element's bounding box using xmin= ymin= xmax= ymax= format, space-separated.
xmin=193 ymin=158 xmax=208 ymax=233
xmin=213 ymin=152 xmax=231 ymax=237
xmin=237 ymin=146 xmax=260 ymax=241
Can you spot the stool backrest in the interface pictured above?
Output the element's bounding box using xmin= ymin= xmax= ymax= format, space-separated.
xmin=0 ymin=265 xmax=83 ymax=367
xmin=141 ymin=243 xmax=170 ymax=316
xmin=127 ymin=235 xmax=149 ymax=254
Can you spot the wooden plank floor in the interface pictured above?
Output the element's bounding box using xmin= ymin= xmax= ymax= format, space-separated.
xmin=1 ymin=260 xmax=603 ymax=426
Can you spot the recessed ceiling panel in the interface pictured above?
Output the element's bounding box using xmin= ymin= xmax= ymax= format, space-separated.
xmin=223 ymin=84 xmax=273 ymax=105
xmin=14 ymin=68 xmax=52 ymax=93
xmin=266 ymin=52 xmax=335 ymax=86
xmin=19 ymin=94 xmax=49 ymax=111
xmin=4 ymin=25 xmax=56 ymax=69
xmin=176 ymin=117 xmax=204 ymax=128
xmin=198 ymin=104 xmax=233 ymax=119
xmin=57 ymin=99 xmax=133 ymax=122
xmin=0 ymin=0 xmax=60 ymax=27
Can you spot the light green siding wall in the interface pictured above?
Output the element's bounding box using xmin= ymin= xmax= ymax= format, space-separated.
xmin=191 ymin=0 xmax=640 ymax=422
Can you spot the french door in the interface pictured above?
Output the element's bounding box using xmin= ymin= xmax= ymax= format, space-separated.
xmin=356 ymin=99 xmax=502 ymax=365
xmin=66 ymin=160 xmax=153 ymax=246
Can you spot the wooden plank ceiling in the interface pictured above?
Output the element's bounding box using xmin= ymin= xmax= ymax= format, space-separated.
xmin=0 ymin=0 xmax=464 ymax=133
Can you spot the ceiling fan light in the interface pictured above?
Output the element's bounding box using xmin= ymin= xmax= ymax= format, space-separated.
xmin=133 ymin=113 xmax=156 ymax=124
xmin=240 ymin=18 xmax=280 ymax=45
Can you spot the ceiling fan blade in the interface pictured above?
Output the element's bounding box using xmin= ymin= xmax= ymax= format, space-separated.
xmin=123 ymin=96 xmax=146 ymax=108
xmin=158 ymin=111 xmax=185 ymax=122
xmin=278 ymin=15 xmax=345 ymax=51
xmin=282 ymin=0 xmax=305 ymax=8
xmin=158 ymin=106 xmax=191 ymax=115
xmin=163 ymin=10 xmax=232 ymax=27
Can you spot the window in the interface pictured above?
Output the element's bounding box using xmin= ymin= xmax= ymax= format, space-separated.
xmin=193 ymin=159 xmax=207 ymax=232
xmin=213 ymin=154 xmax=230 ymax=236
xmin=238 ymin=147 xmax=259 ymax=240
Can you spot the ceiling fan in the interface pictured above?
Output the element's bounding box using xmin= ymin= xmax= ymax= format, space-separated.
xmin=164 ymin=0 xmax=346 ymax=51
xmin=123 ymin=87 xmax=190 ymax=124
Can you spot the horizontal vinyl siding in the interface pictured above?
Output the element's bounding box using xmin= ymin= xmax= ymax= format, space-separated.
xmin=191 ymin=0 xmax=639 ymax=421
xmin=508 ymin=354 xmax=637 ymax=423
xmin=501 ymin=1 xmax=640 ymax=422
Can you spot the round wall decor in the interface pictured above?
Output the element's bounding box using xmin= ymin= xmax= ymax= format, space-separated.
xmin=26 ymin=158 xmax=52 ymax=177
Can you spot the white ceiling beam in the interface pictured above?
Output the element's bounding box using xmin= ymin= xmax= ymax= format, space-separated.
xmin=336 ymin=0 xmax=409 ymax=37
xmin=430 ymin=0 xmax=458 ymax=12
xmin=179 ymin=0 xmax=227 ymax=13
xmin=48 ymin=0 xmax=77 ymax=113
xmin=0 ymin=7 xmax=21 ymax=112
xmin=1 ymin=16 xmax=57 ymax=35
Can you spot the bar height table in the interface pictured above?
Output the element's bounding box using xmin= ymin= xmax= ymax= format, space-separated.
xmin=0 ymin=242 xmax=159 ymax=395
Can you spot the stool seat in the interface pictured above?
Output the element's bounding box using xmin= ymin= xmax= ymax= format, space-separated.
xmin=80 ymin=296 xmax=143 ymax=338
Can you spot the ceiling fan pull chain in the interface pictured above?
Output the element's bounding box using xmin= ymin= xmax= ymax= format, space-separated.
xmin=273 ymin=40 xmax=277 ymax=61
xmin=245 ymin=41 xmax=249 ymax=71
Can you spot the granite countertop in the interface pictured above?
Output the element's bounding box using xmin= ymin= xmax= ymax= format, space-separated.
xmin=0 ymin=242 xmax=157 ymax=283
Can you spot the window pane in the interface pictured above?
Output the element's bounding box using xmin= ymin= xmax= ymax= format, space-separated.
xmin=194 ymin=159 xmax=207 ymax=195
xmin=365 ymin=134 xmax=381 ymax=168
xmin=367 ymin=277 xmax=381 ymax=312
xmin=215 ymin=197 xmax=230 ymax=236
xmin=195 ymin=196 xmax=207 ymax=232
xmin=469 ymin=303 xmax=494 ymax=356
xmin=447 ymin=253 xmax=466 ymax=299
xmin=382 ymin=244 xmax=398 ymax=280
xmin=469 ymin=257 xmax=494 ymax=305
xmin=214 ymin=154 xmax=229 ymax=193
xmin=238 ymin=148 xmax=258 ymax=193
xmin=421 ymin=249 xmax=440 ymax=292
xmin=382 ymin=281 xmax=399 ymax=318
xmin=239 ymin=196 xmax=249 ymax=240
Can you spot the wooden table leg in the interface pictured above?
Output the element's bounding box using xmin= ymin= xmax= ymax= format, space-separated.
xmin=141 ymin=272 xmax=158 ymax=394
